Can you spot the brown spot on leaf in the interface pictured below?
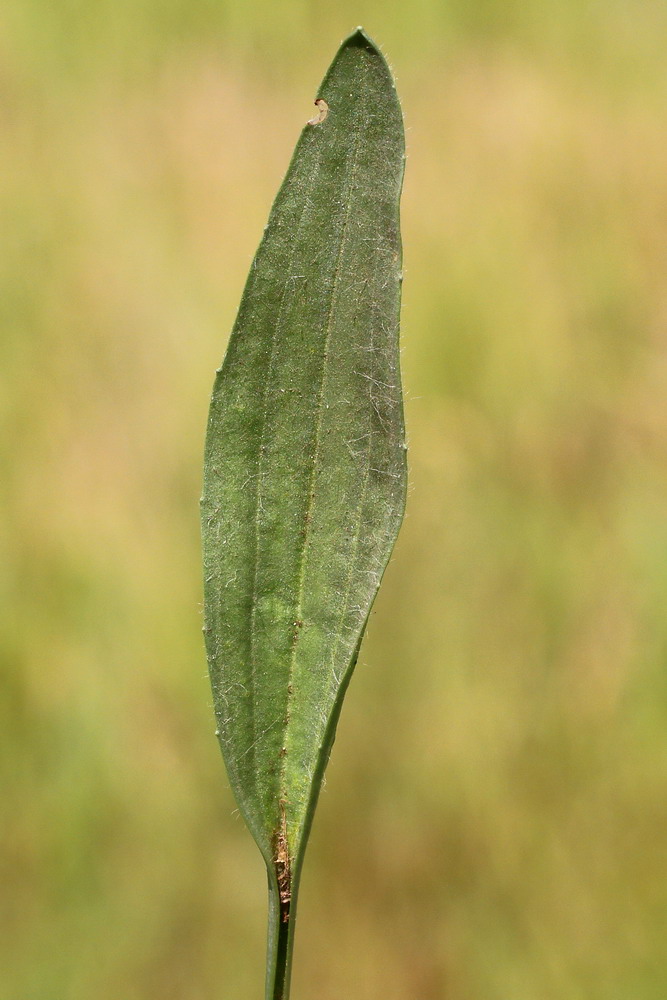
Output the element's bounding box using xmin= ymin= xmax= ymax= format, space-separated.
xmin=273 ymin=802 xmax=291 ymax=922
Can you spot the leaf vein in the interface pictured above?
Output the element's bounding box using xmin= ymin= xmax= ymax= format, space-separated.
xmin=279 ymin=82 xmax=368 ymax=826
xmin=245 ymin=150 xmax=325 ymax=783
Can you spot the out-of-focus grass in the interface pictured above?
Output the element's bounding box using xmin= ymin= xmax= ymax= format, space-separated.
xmin=2 ymin=2 xmax=667 ymax=997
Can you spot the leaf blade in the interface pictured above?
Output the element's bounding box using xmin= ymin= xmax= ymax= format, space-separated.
xmin=201 ymin=27 xmax=406 ymax=999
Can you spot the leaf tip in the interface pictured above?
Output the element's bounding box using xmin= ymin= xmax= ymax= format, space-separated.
xmin=343 ymin=25 xmax=378 ymax=52
xmin=339 ymin=27 xmax=397 ymax=89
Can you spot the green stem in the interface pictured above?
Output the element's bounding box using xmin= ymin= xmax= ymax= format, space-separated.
xmin=265 ymin=870 xmax=296 ymax=1000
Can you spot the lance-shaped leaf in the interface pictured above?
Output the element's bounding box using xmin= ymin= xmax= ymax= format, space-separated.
xmin=201 ymin=27 xmax=406 ymax=1000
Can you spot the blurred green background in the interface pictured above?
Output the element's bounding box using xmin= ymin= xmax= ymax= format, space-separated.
xmin=3 ymin=1 xmax=667 ymax=997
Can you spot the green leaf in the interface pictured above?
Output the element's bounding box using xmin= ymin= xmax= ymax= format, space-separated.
xmin=201 ymin=27 xmax=406 ymax=1000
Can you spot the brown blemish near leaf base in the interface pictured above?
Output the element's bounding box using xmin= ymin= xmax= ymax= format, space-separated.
xmin=273 ymin=802 xmax=291 ymax=923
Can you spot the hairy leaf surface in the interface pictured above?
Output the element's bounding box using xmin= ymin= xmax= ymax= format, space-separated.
xmin=201 ymin=27 xmax=406 ymax=999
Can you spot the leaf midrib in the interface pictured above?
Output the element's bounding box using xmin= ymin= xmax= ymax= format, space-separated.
xmin=278 ymin=80 xmax=367 ymax=842
xmin=246 ymin=144 xmax=325 ymax=802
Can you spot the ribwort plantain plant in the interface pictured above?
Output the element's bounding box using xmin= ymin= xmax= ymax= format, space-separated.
xmin=201 ymin=27 xmax=406 ymax=999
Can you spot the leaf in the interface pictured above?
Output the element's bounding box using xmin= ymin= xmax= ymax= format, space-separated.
xmin=201 ymin=27 xmax=406 ymax=1000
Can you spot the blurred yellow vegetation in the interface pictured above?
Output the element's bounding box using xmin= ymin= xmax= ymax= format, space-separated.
xmin=3 ymin=1 xmax=667 ymax=998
